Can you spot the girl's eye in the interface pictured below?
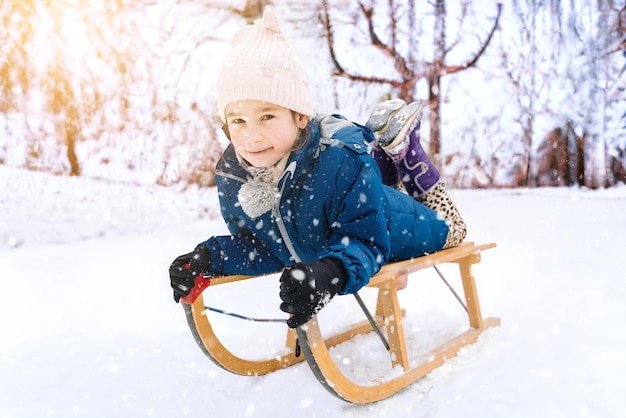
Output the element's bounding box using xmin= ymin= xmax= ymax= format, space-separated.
xmin=261 ymin=114 xmax=274 ymax=121
xmin=231 ymin=118 xmax=245 ymax=124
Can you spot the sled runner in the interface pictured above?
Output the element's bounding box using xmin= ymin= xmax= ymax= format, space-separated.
xmin=181 ymin=241 xmax=499 ymax=403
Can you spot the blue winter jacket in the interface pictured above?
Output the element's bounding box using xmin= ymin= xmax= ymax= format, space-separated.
xmin=200 ymin=115 xmax=449 ymax=294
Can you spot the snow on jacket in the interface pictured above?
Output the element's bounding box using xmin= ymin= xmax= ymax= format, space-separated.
xmin=200 ymin=114 xmax=449 ymax=295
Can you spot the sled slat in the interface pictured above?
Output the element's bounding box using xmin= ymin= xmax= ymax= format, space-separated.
xmin=380 ymin=285 xmax=409 ymax=370
xmin=458 ymin=255 xmax=484 ymax=329
xmin=367 ymin=242 xmax=495 ymax=288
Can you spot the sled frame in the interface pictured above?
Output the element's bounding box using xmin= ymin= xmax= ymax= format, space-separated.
xmin=183 ymin=242 xmax=499 ymax=403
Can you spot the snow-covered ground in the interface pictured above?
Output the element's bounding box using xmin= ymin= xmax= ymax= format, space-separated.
xmin=1 ymin=165 xmax=625 ymax=417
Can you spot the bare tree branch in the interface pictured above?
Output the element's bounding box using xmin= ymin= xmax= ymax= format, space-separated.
xmin=388 ymin=0 xmax=397 ymax=51
xmin=444 ymin=1 xmax=469 ymax=55
xmin=358 ymin=2 xmax=415 ymax=79
xmin=323 ymin=0 xmax=407 ymax=87
xmin=442 ymin=3 xmax=502 ymax=75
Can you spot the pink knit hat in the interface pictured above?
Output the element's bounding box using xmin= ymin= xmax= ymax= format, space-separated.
xmin=216 ymin=9 xmax=314 ymax=121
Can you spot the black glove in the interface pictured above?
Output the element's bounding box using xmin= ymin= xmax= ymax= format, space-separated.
xmin=169 ymin=245 xmax=211 ymax=303
xmin=279 ymin=258 xmax=348 ymax=328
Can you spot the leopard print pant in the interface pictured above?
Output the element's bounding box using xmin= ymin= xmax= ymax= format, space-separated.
xmin=418 ymin=182 xmax=467 ymax=249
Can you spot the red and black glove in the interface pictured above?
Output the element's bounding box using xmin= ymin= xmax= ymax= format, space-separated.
xmin=169 ymin=245 xmax=211 ymax=303
xmin=279 ymin=258 xmax=348 ymax=328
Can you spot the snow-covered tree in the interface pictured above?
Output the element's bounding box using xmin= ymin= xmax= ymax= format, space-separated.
xmin=1 ymin=0 xmax=226 ymax=185
xmin=321 ymin=0 xmax=501 ymax=164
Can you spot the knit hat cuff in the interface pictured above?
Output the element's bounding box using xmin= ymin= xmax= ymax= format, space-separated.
xmin=218 ymin=65 xmax=314 ymax=120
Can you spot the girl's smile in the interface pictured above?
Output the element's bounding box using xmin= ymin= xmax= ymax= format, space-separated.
xmin=225 ymin=100 xmax=309 ymax=168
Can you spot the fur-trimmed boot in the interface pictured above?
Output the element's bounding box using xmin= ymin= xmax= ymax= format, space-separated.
xmin=367 ymin=100 xmax=439 ymax=197
xmin=366 ymin=99 xmax=467 ymax=248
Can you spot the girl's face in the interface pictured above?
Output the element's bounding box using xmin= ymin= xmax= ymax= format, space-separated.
xmin=225 ymin=100 xmax=309 ymax=168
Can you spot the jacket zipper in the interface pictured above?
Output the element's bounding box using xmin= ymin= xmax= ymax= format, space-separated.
xmin=273 ymin=161 xmax=302 ymax=263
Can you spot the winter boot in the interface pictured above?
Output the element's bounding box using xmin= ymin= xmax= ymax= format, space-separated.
xmin=366 ymin=100 xmax=439 ymax=197
xmin=370 ymin=141 xmax=399 ymax=187
xmin=366 ymin=99 xmax=403 ymax=186
xmin=365 ymin=98 xmax=406 ymax=146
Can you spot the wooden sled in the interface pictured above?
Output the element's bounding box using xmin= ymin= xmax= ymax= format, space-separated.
xmin=182 ymin=241 xmax=499 ymax=403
